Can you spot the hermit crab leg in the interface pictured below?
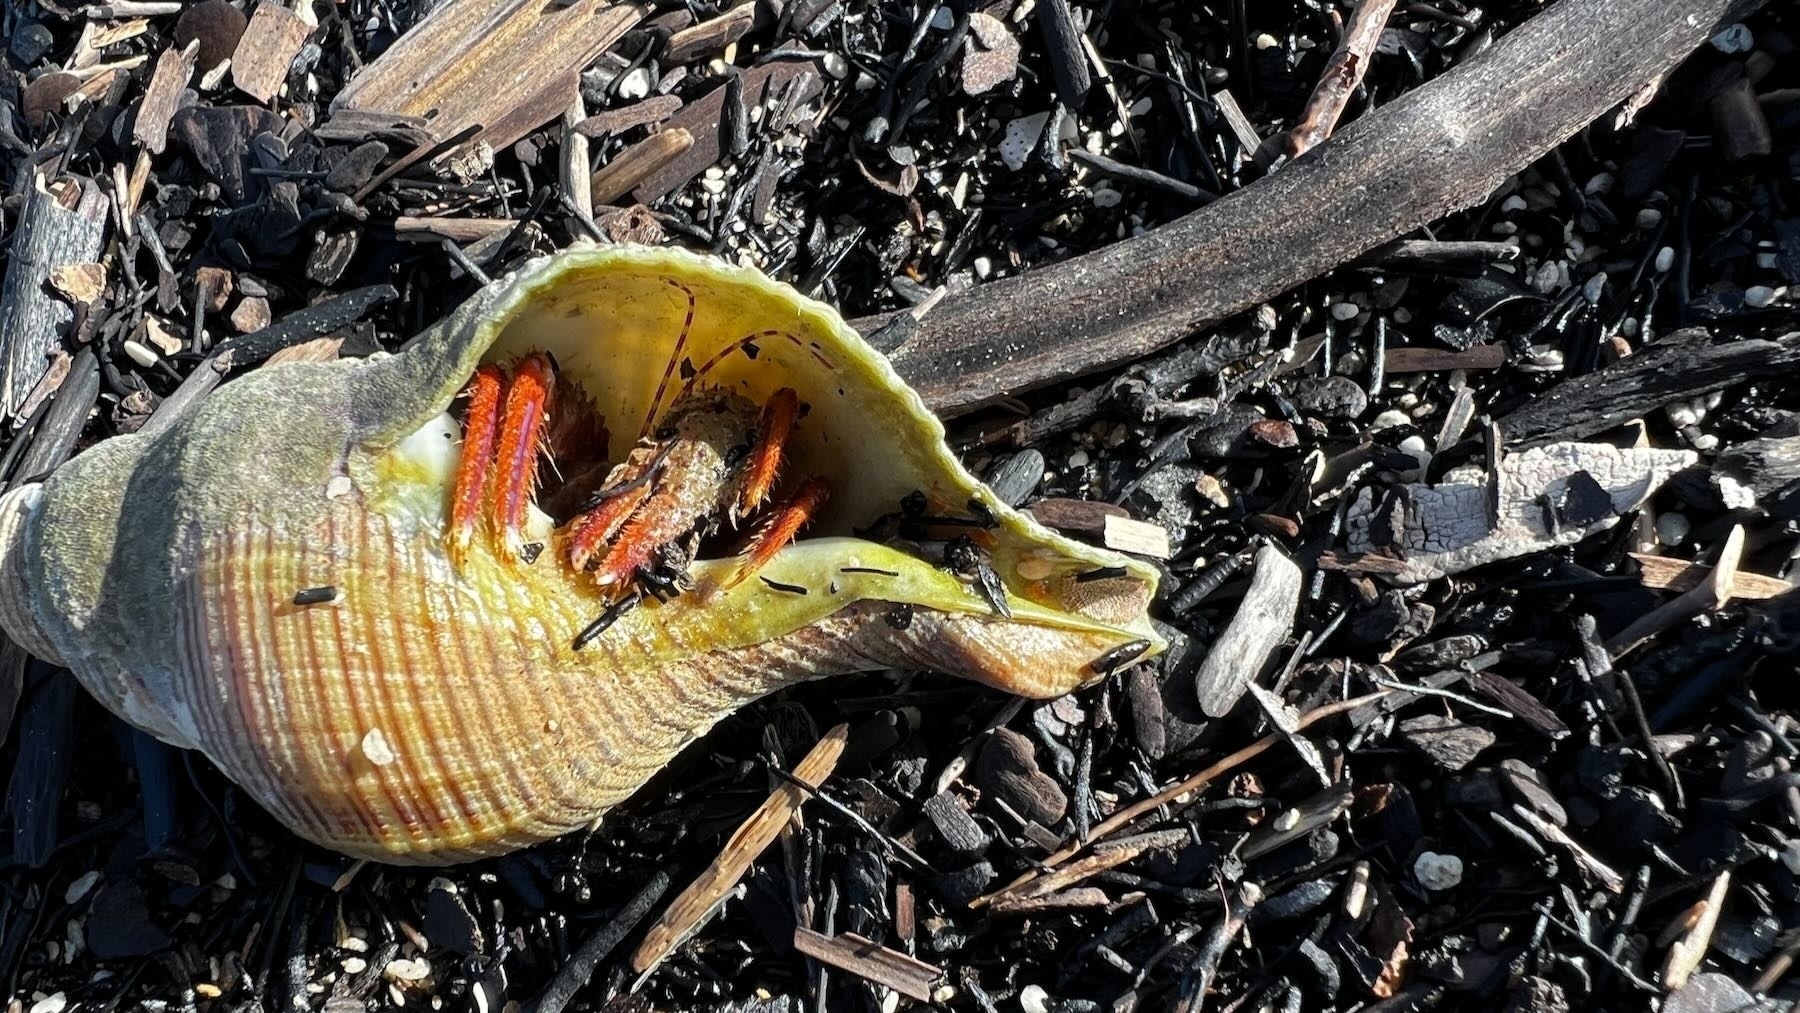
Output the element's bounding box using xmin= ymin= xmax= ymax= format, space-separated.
xmin=492 ymin=352 xmax=557 ymax=562
xmin=723 ymin=476 xmax=832 ymax=590
xmin=638 ymin=279 xmax=698 ymax=442
xmin=737 ymin=387 xmax=800 ymax=520
xmin=447 ymin=364 xmax=504 ymax=570
xmin=567 ymin=481 xmax=651 ymax=573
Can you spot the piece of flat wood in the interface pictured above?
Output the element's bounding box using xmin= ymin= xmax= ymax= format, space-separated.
xmin=574 ymin=94 xmax=682 ymax=138
xmin=328 ymin=0 xmax=644 ymax=163
xmin=1383 ymin=343 xmax=1507 ymax=373
xmin=791 ymin=929 xmax=942 ymax=1002
xmin=0 ymin=174 xmax=108 ymax=418
xmin=664 ymin=2 xmax=756 ymax=63
xmin=630 ymin=61 xmax=822 ymax=205
xmin=231 ymin=1 xmax=315 ymax=103
xmin=134 ymin=41 xmax=198 ymax=153
xmin=858 ymin=0 xmax=1761 ymax=417
xmin=1630 ymin=553 xmax=1791 ymax=600
xmin=631 ymin=724 xmax=849 ymax=974
xmin=592 ymin=129 xmax=694 ymax=206
xmin=392 ymin=216 xmax=516 ymax=243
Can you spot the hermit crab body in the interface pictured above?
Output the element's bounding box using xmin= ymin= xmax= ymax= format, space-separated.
xmin=0 ymin=246 xmax=1161 ymax=864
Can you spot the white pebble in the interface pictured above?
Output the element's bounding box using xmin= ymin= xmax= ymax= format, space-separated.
xmin=1254 ymin=32 xmax=1278 ymax=50
xmin=930 ymin=5 xmax=954 ymax=29
xmin=1067 ymin=449 xmax=1090 ymax=469
xmin=384 ymin=957 xmax=432 ymax=982
xmin=1020 ymin=984 xmax=1051 ymax=1013
xmin=1091 ymin=186 xmax=1121 ymax=209
xmin=1654 ymin=246 xmax=1675 ymax=273
xmin=122 ymin=340 xmax=160 ymax=369
xmin=1746 ymin=285 xmax=1777 ymax=309
xmin=820 ymin=52 xmax=848 ymax=79
xmin=1500 ymin=194 xmax=1528 ymax=214
xmin=972 ymin=256 xmax=994 ymax=280
xmin=1413 ymin=851 xmax=1464 ymax=891
xmin=1636 ymin=207 xmax=1663 ymax=230
xmin=30 ymin=994 xmax=67 ymax=1013
xmin=1274 ymin=808 xmax=1300 ymax=832
xmin=1369 ymin=410 xmax=1411 ymax=432
xmin=1693 ymin=433 xmax=1719 ymax=452
xmin=1656 ymin=512 xmax=1691 ymax=547
xmin=1531 ymin=261 xmax=1562 ymax=294
xmin=1581 ymin=272 xmax=1606 ymax=305
xmin=342 ymin=957 xmax=368 ymax=975
xmin=1664 ymin=402 xmax=1699 ymax=428
xmin=1711 ymin=23 xmax=1753 ymax=53
xmin=616 ymin=67 xmax=652 ymax=100
xmin=65 ymin=871 xmax=101 ymax=905
xmin=1329 ymin=301 xmax=1361 ymax=321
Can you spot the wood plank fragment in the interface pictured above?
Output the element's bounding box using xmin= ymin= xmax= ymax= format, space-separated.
xmin=1383 ymin=344 xmax=1507 ymax=373
xmin=1103 ymin=515 xmax=1172 ymax=559
xmin=392 ymin=217 xmax=517 ymax=243
xmin=592 ymin=129 xmax=694 ymax=206
xmin=231 ymin=1 xmax=316 ymax=103
xmin=329 ymin=0 xmax=644 ymax=162
xmin=630 ymin=61 xmax=822 ymax=205
xmin=631 ymin=724 xmax=849 ymax=974
xmin=134 ymin=41 xmax=198 ymax=153
xmin=791 ymin=929 xmax=942 ymax=1002
xmin=1630 ymin=553 xmax=1790 ymax=600
xmin=1662 ymin=871 xmax=1731 ymax=991
xmin=575 ymin=94 xmax=683 ymax=138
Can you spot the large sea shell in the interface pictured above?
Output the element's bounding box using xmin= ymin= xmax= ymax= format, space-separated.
xmin=0 ymin=245 xmax=1161 ymax=864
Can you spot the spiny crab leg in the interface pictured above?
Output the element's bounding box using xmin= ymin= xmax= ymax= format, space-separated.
xmin=567 ymin=481 xmax=651 ymax=573
xmin=738 ymin=387 xmax=799 ymax=520
xmin=447 ymin=364 xmax=504 ymax=571
xmin=723 ymin=475 xmax=831 ymax=590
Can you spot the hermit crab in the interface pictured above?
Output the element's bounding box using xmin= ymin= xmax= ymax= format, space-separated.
xmin=0 ymin=245 xmax=1161 ymax=864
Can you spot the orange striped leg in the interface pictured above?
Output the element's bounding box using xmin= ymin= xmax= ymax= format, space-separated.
xmin=566 ymin=482 xmax=651 ymax=573
xmin=724 ymin=476 xmax=830 ymax=590
xmin=492 ymin=353 xmax=557 ymax=561
xmin=447 ymin=365 xmax=504 ymax=570
xmin=737 ymin=388 xmax=800 ymax=520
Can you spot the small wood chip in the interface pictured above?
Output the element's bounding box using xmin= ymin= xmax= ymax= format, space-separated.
xmin=134 ymin=41 xmax=198 ymax=153
xmin=48 ymin=262 xmax=106 ymax=306
xmin=574 ymin=95 xmax=683 ymax=138
xmin=592 ymin=129 xmax=695 ymax=207
xmin=791 ymin=929 xmax=942 ymax=1002
xmin=1103 ymin=514 xmax=1172 ymax=558
xmin=1630 ymin=552 xmax=1790 ymax=600
xmin=664 ymin=3 xmax=756 ymax=64
xmin=229 ymin=296 xmax=272 ymax=334
xmin=231 ymin=1 xmax=316 ymax=103
xmin=1027 ymin=496 xmax=1128 ymax=535
xmin=631 ymin=723 xmax=848 ymax=973
xmin=392 ymin=217 xmax=517 ymax=244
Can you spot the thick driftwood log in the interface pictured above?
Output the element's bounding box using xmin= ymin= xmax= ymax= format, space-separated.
xmin=869 ymin=0 xmax=1759 ymax=416
xmin=0 ymin=174 xmax=107 ymax=418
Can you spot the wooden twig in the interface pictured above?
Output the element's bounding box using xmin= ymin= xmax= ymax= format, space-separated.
xmin=1630 ymin=552 xmax=1790 ymax=600
xmin=631 ymin=724 xmax=849 ymax=973
xmin=1284 ymin=0 xmax=1399 ymax=158
xmin=863 ymin=0 xmax=1762 ymax=417
xmin=1660 ymin=870 xmax=1730 ymax=991
xmin=0 ymin=172 xmax=107 ymax=419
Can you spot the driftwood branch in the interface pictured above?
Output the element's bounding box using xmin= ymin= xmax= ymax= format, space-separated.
xmin=0 ymin=173 xmax=107 ymax=418
xmin=869 ymin=0 xmax=1760 ymax=417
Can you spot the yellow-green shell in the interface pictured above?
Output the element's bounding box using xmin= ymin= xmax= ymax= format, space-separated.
xmin=0 ymin=245 xmax=1162 ymax=863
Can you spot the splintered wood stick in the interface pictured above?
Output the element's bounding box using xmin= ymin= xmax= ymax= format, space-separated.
xmin=791 ymin=929 xmax=943 ymax=1002
xmin=1285 ymin=0 xmax=1400 ymax=158
xmin=1661 ymin=870 xmax=1730 ymax=991
xmin=1630 ymin=552 xmax=1791 ymax=600
xmin=630 ymin=723 xmax=849 ymax=973
xmin=1607 ymin=525 xmax=1745 ymax=658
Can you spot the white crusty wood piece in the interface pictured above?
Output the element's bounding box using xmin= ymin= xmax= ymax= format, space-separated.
xmin=1346 ymin=443 xmax=1698 ymax=583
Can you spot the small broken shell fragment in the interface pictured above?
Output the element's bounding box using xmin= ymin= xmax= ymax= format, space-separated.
xmin=0 ymin=245 xmax=1161 ymax=864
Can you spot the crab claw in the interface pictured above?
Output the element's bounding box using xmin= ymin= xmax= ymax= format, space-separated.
xmin=0 ymin=245 xmax=1163 ymax=865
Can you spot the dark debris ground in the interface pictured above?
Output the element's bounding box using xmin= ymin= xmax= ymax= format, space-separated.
xmin=5 ymin=0 xmax=1800 ymax=1011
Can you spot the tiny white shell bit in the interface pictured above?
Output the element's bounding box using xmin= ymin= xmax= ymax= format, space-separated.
xmin=0 ymin=246 xmax=1162 ymax=864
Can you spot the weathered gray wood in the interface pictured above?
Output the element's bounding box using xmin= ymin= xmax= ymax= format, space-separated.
xmin=865 ymin=0 xmax=1762 ymax=417
xmin=1714 ymin=434 xmax=1800 ymax=520
xmin=1193 ymin=543 xmax=1300 ymax=718
xmin=0 ymin=174 xmax=106 ymax=418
